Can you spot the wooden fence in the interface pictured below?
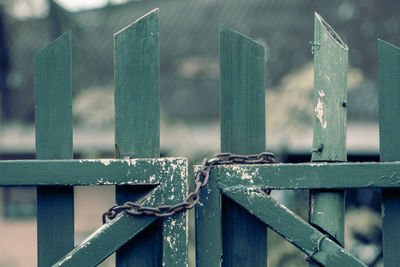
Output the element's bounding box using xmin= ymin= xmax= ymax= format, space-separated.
xmin=1 ymin=8 xmax=400 ymax=267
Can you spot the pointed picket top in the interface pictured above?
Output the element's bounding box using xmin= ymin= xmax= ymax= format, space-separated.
xmin=114 ymin=8 xmax=159 ymax=37
xmin=35 ymin=30 xmax=72 ymax=58
xmin=314 ymin=12 xmax=347 ymax=51
xmin=218 ymin=24 xmax=265 ymax=49
xmin=311 ymin=12 xmax=348 ymax=162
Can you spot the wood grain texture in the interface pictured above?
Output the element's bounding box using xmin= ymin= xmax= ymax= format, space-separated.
xmin=34 ymin=31 xmax=74 ymax=267
xmin=223 ymin=189 xmax=367 ymax=267
xmin=219 ymin=25 xmax=267 ymax=267
xmin=378 ymin=39 xmax=400 ymax=266
xmin=309 ymin=15 xmax=347 ymax=267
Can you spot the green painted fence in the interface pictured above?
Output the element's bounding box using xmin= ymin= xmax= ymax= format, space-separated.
xmin=0 ymin=9 xmax=400 ymax=267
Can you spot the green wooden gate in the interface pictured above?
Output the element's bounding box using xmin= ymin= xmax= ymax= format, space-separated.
xmin=1 ymin=8 xmax=400 ymax=267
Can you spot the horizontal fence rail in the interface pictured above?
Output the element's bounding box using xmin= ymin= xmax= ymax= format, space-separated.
xmin=210 ymin=162 xmax=400 ymax=189
xmin=0 ymin=158 xmax=186 ymax=186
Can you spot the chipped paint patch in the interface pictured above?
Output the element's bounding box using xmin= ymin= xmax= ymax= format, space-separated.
xmin=315 ymin=97 xmax=327 ymax=129
xmin=99 ymin=159 xmax=112 ymax=166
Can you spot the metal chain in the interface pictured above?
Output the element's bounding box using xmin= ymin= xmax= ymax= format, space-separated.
xmin=102 ymin=152 xmax=275 ymax=224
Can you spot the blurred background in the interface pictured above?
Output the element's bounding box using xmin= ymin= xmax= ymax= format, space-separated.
xmin=1 ymin=0 xmax=399 ymax=266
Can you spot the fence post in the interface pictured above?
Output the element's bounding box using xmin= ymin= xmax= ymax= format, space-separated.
xmin=114 ymin=9 xmax=161 ymax=266
xmin=378 ymin=39 xmax=400 ymax=266
xmin=309 ymin=13 xmax=348 ymax=266
xmin=219 ymin=25 xmax=267 ymax=266
xmin=34 ymin=31 xmax=74 ymax=266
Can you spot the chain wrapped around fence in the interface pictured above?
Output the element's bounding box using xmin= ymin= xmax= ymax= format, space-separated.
xmin=102 ymin=152 xmax=276 ymax=223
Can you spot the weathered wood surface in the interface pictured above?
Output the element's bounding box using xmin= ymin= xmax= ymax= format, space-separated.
xmin=309 ymin=14 xmax=347 ymax=267
xmin=311 ymin=12 xmax=348 ymax=162
xmin=211 ymin=162 xmax=400 ymax=189
xmin=219 ymin=24 xmax=267 ymax=267
xmin=2 ymin=159 xmax=400 ymax=188
xmin=52 ymin=157 xmax=187 ymax=266
xmin=34 ymin=31 xmax=74 ymax=267
xmin=223 ymin=189 xmax=367 ymax=267
xmin=0 ymin=158 xmax=186 ymax=186
xmin=378 ymin=39 xmax=400 ymax=266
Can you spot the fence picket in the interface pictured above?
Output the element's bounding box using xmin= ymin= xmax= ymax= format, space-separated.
xmin=378 ymin=39 xmax=400 ymax=266
xmin=219 ymin=25 xmax=267 ymax=266
xmin=34 ymin=31 xmax=74 ymax=267
xmin=309 ymin=13 xmax=348 ymax=266
xmin=114 ymin=8 xmax=161 ymax=267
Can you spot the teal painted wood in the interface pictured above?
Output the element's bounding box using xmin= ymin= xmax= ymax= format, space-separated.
xmin=195 ymin=169 xmax=222 ymax=267
xmin=34 ymin=31 xmax=74 ymax=267
xmin=53 ymin=214 xmax=156 ymax=267
xmin=2 ymin=159 xmax=400 ymax=188
xmin=52 ymin=157 xmax=187 ymax=266
xmin=219 ymin=25 xmax=267 ymax=267
xmin=211 ymin=162 xmax=400 ymax=189
xmin=223 ymin=189 xmax=367 ymax=267
xmin=378 ymin=39 xmax=400 ymax=266
xmin=115 ymin=9 xmax=187 ymax=267
xmin=114 ymin=9 xmax=160 ymax=159
xmin=311 ymin=13 xmax=348 ymax=162
xmin=309 ymin=14 xmax=347 ymax=267
xmin=114 ymin=9 xmax=161 ymax=267
xmin=0 ymin=158 xmax=186 ymax=185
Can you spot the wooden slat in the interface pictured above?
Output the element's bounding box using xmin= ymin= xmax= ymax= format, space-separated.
xmin=378 ymin=39 xmax=400 ymax=266
xmin=2 ymin=159 xmax=400 ymax=189
xmin=195 ymin=172 xmax=222 ymax=267
xmin=219 ymin=25 xmax=267 ymax=267
xmin=311 ymin=13 xmax=348 ymax=163
xmin=211 ymin=162 xmax=400 ymax=189
xmin=115 ymin=9 xmax=187 ymax=267
xmin=34 ymin=31 xmax=74 ymax=267
xmin=114 ymin=9 xmax=161 ymax=267
xmin=223 ymin=189 xmax=367 ymax=267
xmin=0 ymin=158 xmax=186 ymax=186
xmin=309 ymin=14 xmax=347 ymax=267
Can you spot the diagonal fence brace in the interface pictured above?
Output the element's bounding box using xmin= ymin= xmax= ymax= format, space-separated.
xmin=222 ymin=187 xmax=367 ymax=267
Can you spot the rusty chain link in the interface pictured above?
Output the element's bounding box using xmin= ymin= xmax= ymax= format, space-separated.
xmin=102 ymin=152 xmax=276 ymax=224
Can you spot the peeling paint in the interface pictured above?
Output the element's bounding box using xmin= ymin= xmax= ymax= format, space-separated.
xmin=315 ymin=97 xmax=327 ymax=129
